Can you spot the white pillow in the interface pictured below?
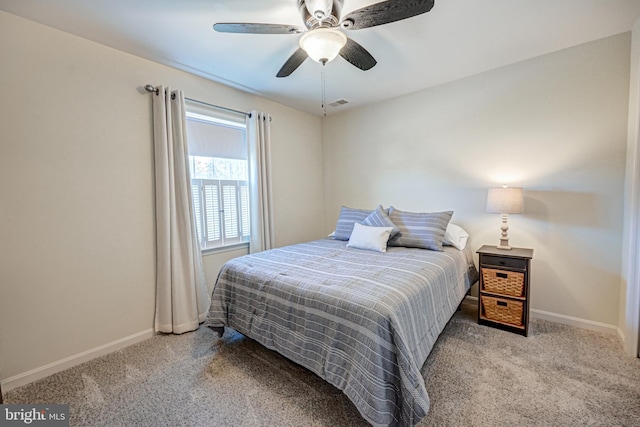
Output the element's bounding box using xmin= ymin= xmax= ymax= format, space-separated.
xmin=443 ymin=223 xmax=470 ymax=250
xmin=347 ymin=223 xmax=393 ymax=253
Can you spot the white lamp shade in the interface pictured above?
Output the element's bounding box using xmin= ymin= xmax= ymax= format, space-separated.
xmin=486 ymin=187 xmax=524 ymax=214
xmin=299 ymin=28 xmax=347 ymax=63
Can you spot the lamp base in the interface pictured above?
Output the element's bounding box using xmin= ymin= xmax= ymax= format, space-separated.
xmin=496 ymin=214 xmax=512 ymax=250
xmin=497 ymin=236 xmax=512 ymax=250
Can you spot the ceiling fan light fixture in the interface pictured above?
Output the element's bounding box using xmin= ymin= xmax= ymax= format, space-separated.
xmin=299 ymin=27 xmax=347 ymax=64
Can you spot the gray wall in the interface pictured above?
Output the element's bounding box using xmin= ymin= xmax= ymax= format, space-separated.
xmin=0 ymin=11 xmax=324 ymax=383
xmin=323 ymin=33 xmax=630 ymax=328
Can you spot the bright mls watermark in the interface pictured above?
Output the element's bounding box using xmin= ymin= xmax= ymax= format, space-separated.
xmin=0 ymin=405 xmax=69 ymax=426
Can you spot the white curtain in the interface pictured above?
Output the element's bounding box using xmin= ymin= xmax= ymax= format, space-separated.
xmin=247 ymin=110 xmax=275 ymax=253
xmin=152 ymin=86 xmax=210 ymax=334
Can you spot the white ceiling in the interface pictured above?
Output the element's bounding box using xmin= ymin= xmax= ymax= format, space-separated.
xmin=2 ymin=0 xmax=640 ymax=116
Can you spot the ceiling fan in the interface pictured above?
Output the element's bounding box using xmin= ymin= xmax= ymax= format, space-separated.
xmin=213 ymin=0 xmax=435 ymax=78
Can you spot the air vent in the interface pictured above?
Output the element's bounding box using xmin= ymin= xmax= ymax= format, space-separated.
xmin=329 ymin=99 xmax=349 ymax=107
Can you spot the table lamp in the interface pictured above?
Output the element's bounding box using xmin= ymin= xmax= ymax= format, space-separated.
xmin=486 ymin=186 xmax=524 ymax=250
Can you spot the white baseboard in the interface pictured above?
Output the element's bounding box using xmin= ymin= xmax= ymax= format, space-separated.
xmin=463 ymin=295 xmax=619 ymax=336
xmin=530 ymin=308 xmax=619 ymax=336
xmin=1 ymin=328 xmax=155 ymax=392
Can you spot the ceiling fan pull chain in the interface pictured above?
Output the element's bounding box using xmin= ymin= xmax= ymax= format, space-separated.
xmin=321 ymin=61 xmax=327 ymax=117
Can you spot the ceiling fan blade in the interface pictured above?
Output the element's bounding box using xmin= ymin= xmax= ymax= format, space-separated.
xmin=340 ymin=0 xmax=435 ymax=30
xmin=339 ymin=38 xmax=377 ymax=71
xmin=276 ymin=48 xmax=309 ymax=78
xmin=213 ymin=23 xmax=305 ymax=34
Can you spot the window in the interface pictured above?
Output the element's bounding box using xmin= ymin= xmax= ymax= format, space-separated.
xmin=186 ymin=101 xmax=249 ymax=250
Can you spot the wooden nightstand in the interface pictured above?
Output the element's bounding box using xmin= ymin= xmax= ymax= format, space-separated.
xmin=477 ymin=245 xmax=533 ymax=336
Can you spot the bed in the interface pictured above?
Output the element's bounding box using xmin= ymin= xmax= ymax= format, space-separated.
xmin=206 ymin=232 xmax=478 ymax=426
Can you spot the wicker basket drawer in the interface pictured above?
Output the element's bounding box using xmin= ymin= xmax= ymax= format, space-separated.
xmin=481 ymin=268 xmax=525 ymax=297
xmin=481 ymin=295 xmax=524 ymax=327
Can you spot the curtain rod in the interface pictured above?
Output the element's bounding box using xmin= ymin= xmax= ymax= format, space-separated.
xmin=144 ymin=84 xmax=250 ymax=118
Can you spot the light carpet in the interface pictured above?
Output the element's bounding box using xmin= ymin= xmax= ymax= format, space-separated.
xmin=4 ymin=303 xmax=640 ymax=426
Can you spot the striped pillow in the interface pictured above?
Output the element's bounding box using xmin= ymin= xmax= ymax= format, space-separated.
xmin=362 ymin=205 xmax=400 ymax=238
xmin=387 ymin=207 xmax=453 ymax=251
xmin=333 ymin=206 xmax=372 ymax=240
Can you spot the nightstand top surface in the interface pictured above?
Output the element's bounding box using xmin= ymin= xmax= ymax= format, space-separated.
xmin=477 ymin=244 xmax=533 ymax=259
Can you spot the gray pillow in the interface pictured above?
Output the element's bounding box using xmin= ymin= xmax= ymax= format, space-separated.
xmin=387 ymin=207 xmax=453 ymax=251
xmin=333 ymin=206 xmax=372 ymax=241
xmin=362 ymin=205 xmax=400 ymax=238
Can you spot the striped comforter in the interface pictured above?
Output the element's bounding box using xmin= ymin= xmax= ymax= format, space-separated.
xmin=206 ymin=239 xmax=478 ymax=426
